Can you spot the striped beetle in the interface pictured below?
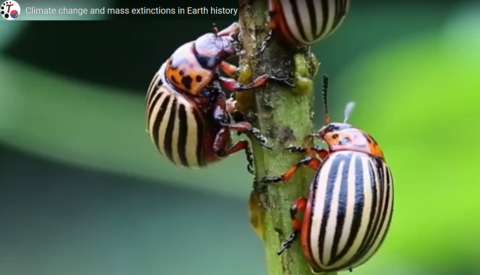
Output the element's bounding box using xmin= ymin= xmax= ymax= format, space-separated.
xmin=260 ymin=75 xmax=394 ymax=273
xmin=261 ymin=0 xmax=350 ymax=51
xmin=146 ymin=22 xmax=289 ymax=172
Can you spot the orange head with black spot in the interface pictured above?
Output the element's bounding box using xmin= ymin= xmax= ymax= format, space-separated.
xmin=165 ymin=22 xmax=240 ymax=96
xmin=311 ymin=75 xmax=385 ymax=159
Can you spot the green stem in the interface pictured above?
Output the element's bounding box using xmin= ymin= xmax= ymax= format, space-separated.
xmin=238 ymin=1 xmax=336 ymax=275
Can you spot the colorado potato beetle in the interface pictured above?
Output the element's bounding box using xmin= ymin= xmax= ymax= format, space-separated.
xmin=146 ymin=22 xmax=287 ymax=172
xmin=260 ymin=75 xmax=394 ymax=273
xmin=261 ymin=0 xmax=350 ymax=51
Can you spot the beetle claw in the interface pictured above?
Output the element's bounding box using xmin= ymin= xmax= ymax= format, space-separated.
xmin=269 ymin=76 xmax=295 ymax=88
xmin=277 ymin=231 xmax=297 ymax=255
xmin=285 ymin=145 xmax=304 ymax=153
xmin=260 ymin=176 xmax=284 ymax=184
xmin=259 ymin=29 xmax=273 ymax=54
xmin=251 ymin=128 xmax=274 ymax=149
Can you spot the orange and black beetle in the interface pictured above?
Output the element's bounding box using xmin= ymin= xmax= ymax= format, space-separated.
xmin=146 ymin=22 xmax=289 ymax=172
xmin=261 ymin=75 xmax=394 ymax=273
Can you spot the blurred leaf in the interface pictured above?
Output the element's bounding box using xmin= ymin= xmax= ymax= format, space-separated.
xmin=440 ymin=2 xmax=480 ymax=65
xmin=336 ymin=21 xmax=480 ymax=265
xmin=311 ymin=3 xmax=453 ymax=78
xmin=0 ymin=22 xmax=28 ymax=50
xmin=0 ymin=57 xmax=252 ymax=199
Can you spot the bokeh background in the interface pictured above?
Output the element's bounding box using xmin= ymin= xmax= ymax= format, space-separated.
xmin=1 ymin=0 xmax=480 ymax=275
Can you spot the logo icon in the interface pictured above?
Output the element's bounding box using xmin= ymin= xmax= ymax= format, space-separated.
xmin=1 ymin=1 xmax=20 ymax=20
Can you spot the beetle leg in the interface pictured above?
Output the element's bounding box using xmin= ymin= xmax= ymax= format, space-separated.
xmin=259 ymin=30 xmax=273 ymax=54
xmin=259 ymin=4 xmax=276 ymax=54
xmin=215 ymin=22 xmax=240 ymax=37
xmin=211 ymin=93 xmax=255 ymax=174
xmin=219 ymin=74 xmax=295 ymax=92
xmin=211 ymin=92 xmax=229 ymax=123
xmin=260 ymin=156 xmax=321 ymax=183
xmin=285 ymin=145 xmax=329 ymax=159
xmin=211 ymin=92 xmax=271 ymax=174
xmin=225 ymin=97 xmax=238 ymax=114
xmin=213 ymin=131 xmax=255 ymax=174
xmin=219 ymin=61 xmax=239 ymax=77
xmin=221 ymin=121 xmax=273 ymax=149
xmin=277 ymin=197 xmax=308 ymax=255
xmin=226 ymin=97 xmax=249 ymax=128
xmin=212 ymin=92 xmax=271 ymax=150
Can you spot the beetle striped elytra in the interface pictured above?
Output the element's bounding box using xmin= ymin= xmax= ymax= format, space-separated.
xmin=146 ymin=22 xmax=292 ymax=172
xmin=260 ymin=0 xmax=350 ymax=51
xmin=260 ymin=75 xmax=394 ymax=273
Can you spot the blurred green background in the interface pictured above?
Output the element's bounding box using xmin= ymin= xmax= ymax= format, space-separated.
xmin=1 ymin=1 xmax=480 ymax=275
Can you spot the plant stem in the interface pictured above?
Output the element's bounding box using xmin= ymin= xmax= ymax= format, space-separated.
xmin=238 ymin=1 xmax=337 ymax=275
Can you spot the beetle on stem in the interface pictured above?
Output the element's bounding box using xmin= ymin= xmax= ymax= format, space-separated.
xmin=261 ymin=75 xmax=394 ymax=273
xmin=146 ymin=22 xmax=291 ymax=173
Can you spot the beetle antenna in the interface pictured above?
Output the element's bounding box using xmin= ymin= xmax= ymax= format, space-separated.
xmin=343 ymin=102 xmax=356 ymax=123
xmin=322 ymin=74 xmax=330 ymax=125
xmin=212 ymin=23 xmax=219 ymax=36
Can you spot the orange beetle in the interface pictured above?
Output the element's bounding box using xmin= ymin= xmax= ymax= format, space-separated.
xmin=146 ymin=23 xmax=290 ymax=171
xmin=260 ymin=75 xmax=394 ymax=273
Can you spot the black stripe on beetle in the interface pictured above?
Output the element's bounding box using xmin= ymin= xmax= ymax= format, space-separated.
xmin=152 ymin=93 xmax=171 ymax=152
xmin=177 ymin=103 xmax=189 ymax=167
xmin=192 ymin=110 xmax=205 ymax=167
xmin=163 ymin=97 xmax=178 ymax=163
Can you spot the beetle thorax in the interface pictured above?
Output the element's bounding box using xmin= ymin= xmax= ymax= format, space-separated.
xmin=164 ymin=42 xmax=216 ymax=96
xmin=322 ymin=128 xmax=359 ymax=149
xmin=319 ymin=123 xmax=384 ymax=159
xmin=194 ymin=33 xmax=236 ymax=69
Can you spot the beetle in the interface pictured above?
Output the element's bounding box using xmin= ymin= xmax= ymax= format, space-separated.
xmin=260 ymin=75 xmax=394 ymax=273
xmin=260 ymin=0 xmax=351 ymax=51
xmin=145 ymin=22 xmax=289 ymax=173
